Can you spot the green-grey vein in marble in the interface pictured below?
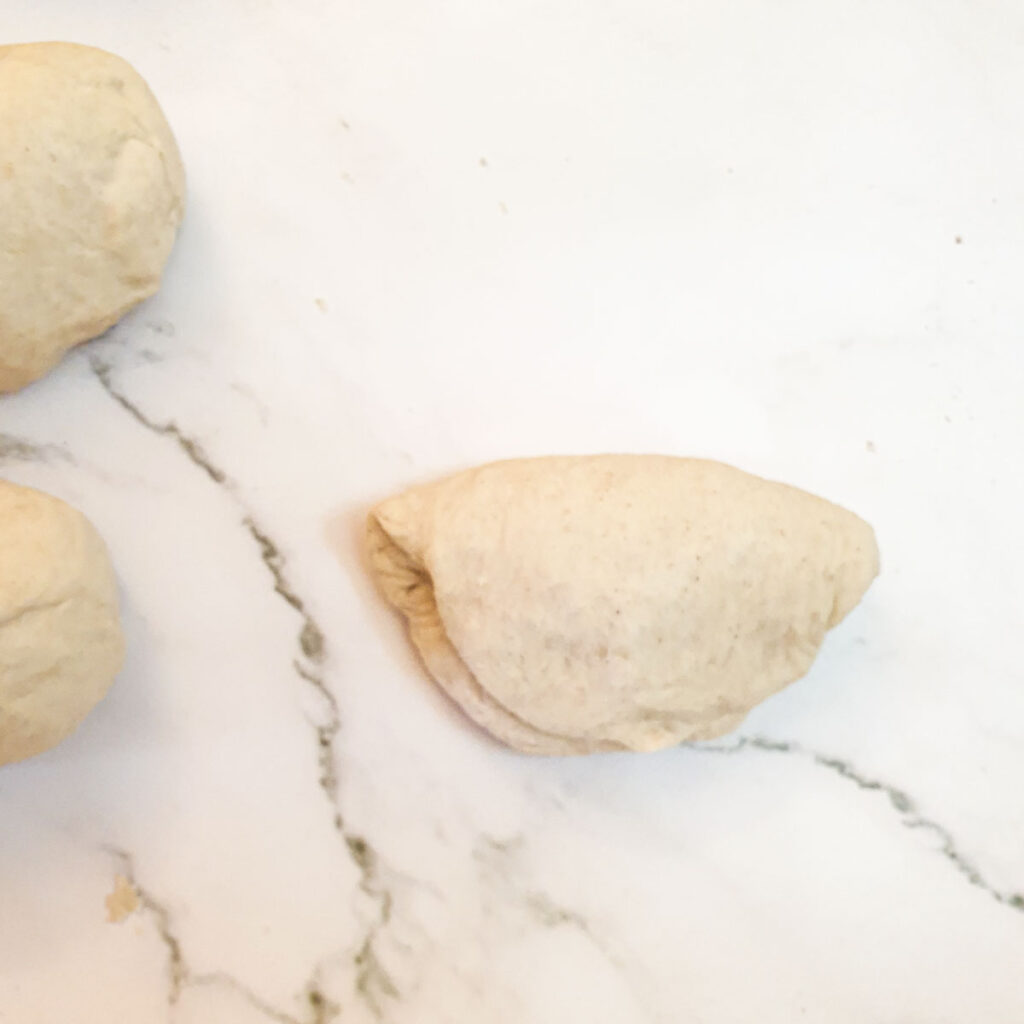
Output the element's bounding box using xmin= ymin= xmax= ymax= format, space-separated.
xmin=0 ymin=433 xmax=70 ymax=463
xmin=698 ymin=735 xmax=1024 ymax=915
xmin=91 ymin=356 xmax=400 ymax=1018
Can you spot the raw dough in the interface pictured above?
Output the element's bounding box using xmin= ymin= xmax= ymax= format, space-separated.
xmin=0 ymin=479 xmax=124 ymax=766
xmin=0 ymin=42 xmax=185 ymax=392
xmin=367 ymin=455 xmax=879 ymax=755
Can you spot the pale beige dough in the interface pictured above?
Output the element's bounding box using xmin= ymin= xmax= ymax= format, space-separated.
xmin=367 ymin=455 xmax=879 ymax=755
xmin=0 ymin=480 xmax=124 ymax=766
xmin=0 ymin=42 xmax=185 ymax=392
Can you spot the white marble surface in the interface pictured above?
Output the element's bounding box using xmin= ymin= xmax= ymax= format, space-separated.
xmin=2 ymin=1 xmax=1023 ymax=1021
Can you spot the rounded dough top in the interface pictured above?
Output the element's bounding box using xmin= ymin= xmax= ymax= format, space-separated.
xmin=0 ymin=479 xmax=124 ymax=766
xmin=0 ymin=42 xmax=185 ymax=391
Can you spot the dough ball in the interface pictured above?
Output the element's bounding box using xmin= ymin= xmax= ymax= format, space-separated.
xmin=0 ymin=42 xmax=185 ymax=392
xmin=368 ymin=455 xmax=879 ymax=755
xmin=0 ymin=479 xmax=124 ymax=766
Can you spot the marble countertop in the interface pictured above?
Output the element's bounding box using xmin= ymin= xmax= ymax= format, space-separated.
xmin=3 ymin=2 xmax=1023 ymax=1021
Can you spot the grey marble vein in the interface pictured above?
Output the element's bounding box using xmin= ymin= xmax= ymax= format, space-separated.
xmin=295 ymin=659 xmax=342 ymax=823
xmin=89 ymin=358 xmax=338 ymax=817
xmin=474 ymin=835 xmax=662 ymax=1022
xmin=91 ymin=358 xmax=225 ymax=485
xmin=475 ymin=836 xmax=599 ymax=941
xmin=0 ymin=433 xmax=70 ymax=463
xmin=522 ymin=890 xmax=589 ymax=930
xmin=193 ymin=972 xmax=340 ymax=1024
xmin=345 ymin=835 xmax=399 ymax=1016
xmin=91 ymin=357 xmax=400 ymax=1016
xmin=698 ymin=735 xmax=1024 ymax=915
xmin=105 ymin=848 xmax=337 ymax=1023
xmin=244 ymin=519 xmax=326 ymax=663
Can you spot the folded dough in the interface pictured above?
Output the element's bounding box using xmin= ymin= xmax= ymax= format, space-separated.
xmin=367 ymin=455 xmax=878 ymax=755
